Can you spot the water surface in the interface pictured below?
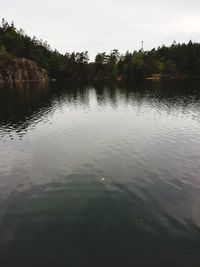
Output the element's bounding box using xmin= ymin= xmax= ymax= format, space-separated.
xmin=0 ymin=80 xmax=200 ymax=266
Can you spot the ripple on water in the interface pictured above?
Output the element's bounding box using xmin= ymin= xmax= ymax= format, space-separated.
xmin=0 ymin=83 xmax=200 ymax=265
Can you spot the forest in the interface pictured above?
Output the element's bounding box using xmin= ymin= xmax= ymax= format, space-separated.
xmin=1 ymin=19 xmax=200 ymax=81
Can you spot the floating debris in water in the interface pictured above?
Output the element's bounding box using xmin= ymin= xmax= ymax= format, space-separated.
xmin=101 ymin=226 xmax=108 ymax=230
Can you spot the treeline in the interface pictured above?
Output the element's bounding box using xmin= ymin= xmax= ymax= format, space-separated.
xmin=1 ymin=19 xmax=200 ymax=81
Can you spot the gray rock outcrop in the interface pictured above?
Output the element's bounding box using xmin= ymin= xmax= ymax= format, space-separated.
xmin=0 ymin=58 xmax=49 ymax=83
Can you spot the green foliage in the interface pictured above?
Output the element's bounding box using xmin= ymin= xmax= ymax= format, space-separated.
xmin=0 ymin=44 xmax=7 ymax=58
xmin=0 ymin=44 xmax=10 ymax=73
xmin=1 ymin=18 xmax=200 ymax=81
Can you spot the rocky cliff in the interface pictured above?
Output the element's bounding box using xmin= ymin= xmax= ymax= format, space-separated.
xmin=0 ymin=58 xmax=49 ymax=83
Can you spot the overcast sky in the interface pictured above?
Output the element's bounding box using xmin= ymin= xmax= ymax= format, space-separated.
xmin=2 ymin=0 xmax=200 ymax=59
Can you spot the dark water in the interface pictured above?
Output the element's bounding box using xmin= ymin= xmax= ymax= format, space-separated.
xmin=0 ymin=80 xmax=200 ymax=267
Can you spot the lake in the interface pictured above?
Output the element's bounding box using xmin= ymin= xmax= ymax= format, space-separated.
xmin=0 ymin=80 xmax=200 ymax=266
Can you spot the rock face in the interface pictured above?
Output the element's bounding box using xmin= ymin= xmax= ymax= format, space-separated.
xmin=0 ymin=58 xmax=49 ymax=83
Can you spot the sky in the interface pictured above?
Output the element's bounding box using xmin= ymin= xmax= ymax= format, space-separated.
xmin=2 ymin=0 xmax=200 ymax=59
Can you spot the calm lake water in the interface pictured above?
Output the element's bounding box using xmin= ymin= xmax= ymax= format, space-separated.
xmin=0 ymin=80 xmax=200 ymax=266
